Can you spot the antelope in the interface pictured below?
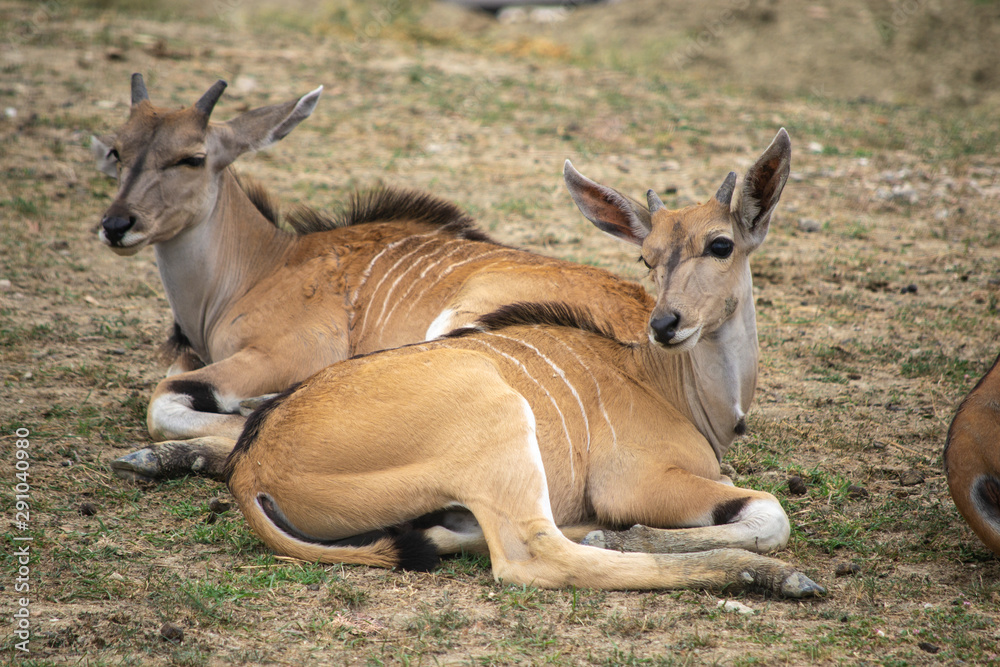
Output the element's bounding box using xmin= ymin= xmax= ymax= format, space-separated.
xmin=945 ymin=351 xmax=1000 ymax=556
xmin=225 ymin=130 xmax=826 ymax=596
xmin=96 ymin=74 xmax=653 ymax=482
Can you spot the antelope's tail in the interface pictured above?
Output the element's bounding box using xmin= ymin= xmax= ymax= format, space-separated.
xmin=223 ymin=386 xmax=439 ymax=571
xmin=945 ymin=353 xmax=1000 ymax=557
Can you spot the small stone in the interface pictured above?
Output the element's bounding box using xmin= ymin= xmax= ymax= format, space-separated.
xmin=900 ymin=284 xmax=918 ymax=294
xmin=79 ymin=502 xmax=97 ymax=516
xmin=918 ymin=642 xmax=940 ymax=654
xmin=787 ymin=475 xmax=807 ymax=495
xmin=160 ymin=622 xmax=184 ymax=643
xmin=808 ymin=141 xmax=824 ymax=154
xmin=717 ymin=599 xmax=755 ymax=615
xmin=0 ymin=279 xmax=11 ymax=290
xmin=208 ymin=498 xmax=232 ymax=514
xmin=847 ymin=485 xmax=869 ymax=499
xmin=835 ymin=562 xmax=861 ymax=577
xmin=899 ymin=470 xmax=925 ymax=487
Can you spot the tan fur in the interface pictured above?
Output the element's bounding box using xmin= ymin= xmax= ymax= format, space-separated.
xmin=226 ymin=131 xmax=826 ymax=596
xmin=945 ymin=351 xmax=1000 ymax=556
xmin=98 ymin=76 xmax=651 ymax=480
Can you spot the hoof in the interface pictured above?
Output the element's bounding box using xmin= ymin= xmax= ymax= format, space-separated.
xmin=110 ymin=448 xmax=161 ymax=482
xmin=581 ymin=530 xmax=607 ymax=549
xmin=780 ymin=571 xmax=827 ymax=598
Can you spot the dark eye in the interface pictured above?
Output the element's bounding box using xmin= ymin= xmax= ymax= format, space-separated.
xmin=639 ymin=256 xmax=652 ymax=269
xmin=707 ymin=238 xmax=734 ymax=259
xmin=175 ymin=155 xmax=206 ymax=168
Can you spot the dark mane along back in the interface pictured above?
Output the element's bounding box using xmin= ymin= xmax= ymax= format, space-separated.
xmin=446 ymin=302 xmax=621 ymax=342
xmin=232 ymin=172 xmax=495 ymax=243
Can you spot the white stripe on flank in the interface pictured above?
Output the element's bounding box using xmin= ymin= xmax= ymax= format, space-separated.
xmin=489 ymin=332 xmax=591 ymax=455
xmin=518 ymin=396 xmax=556 ymax=524
xmin=369 ymin=236 xmax=443 ymax=334
xmin=355 ymin=235 xmax=438 ymax=340
xmin=462 ymin=337 xmax=576 ymax=482
xmin=379 ymin=239 xmax=465 ymax=329
xmin=398 ymin=247 xmax=513 ymax=322
xmin=536 ymin=330 xmax=617 ymax=450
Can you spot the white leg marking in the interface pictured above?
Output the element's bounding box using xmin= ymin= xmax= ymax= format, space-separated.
xmin=461 ymin=338 xmax=576 ymax=482
xmin=718 ymin=498 xmax=790 ymax=553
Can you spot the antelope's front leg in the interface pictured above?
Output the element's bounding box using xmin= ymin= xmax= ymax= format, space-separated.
xmin=112 ymin=352 xmax=291 ymax=481
xmin=586 ymin=466 xmax=791 ymax=554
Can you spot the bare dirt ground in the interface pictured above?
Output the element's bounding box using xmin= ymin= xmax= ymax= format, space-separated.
xmin=2 ymin=0 xmax=999 ymax=664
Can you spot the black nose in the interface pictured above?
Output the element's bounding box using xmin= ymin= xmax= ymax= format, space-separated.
xmin=101 ymin=215 xmax=136 ymax=245
xmin=650 ymin=311 xmax=680 ymax=345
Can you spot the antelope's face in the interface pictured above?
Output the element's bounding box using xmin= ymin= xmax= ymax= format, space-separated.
xmin=639 ymin=198 xmax=748 ymax=351
xmin=96 ymin=106 xmax=219 ymax=255
xmin=93 ymin=74 xmax=322 ymax=256
xmin=564 ymin=128 xmax=791 ymax=352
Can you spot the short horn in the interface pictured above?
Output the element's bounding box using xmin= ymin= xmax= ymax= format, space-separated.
xmin=714 ymin=171 xmax=737 ymax=206
xmin=194 ymin=79 xmax=228 ymax=117
xmin=130 ymin=73 xmax=149 ymax=106
xmin=647 ymin=189 xmax=665 ymax=213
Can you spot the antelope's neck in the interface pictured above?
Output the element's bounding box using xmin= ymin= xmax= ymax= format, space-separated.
xmin=641 ymin=288 xmax=759 ymax=462
xmin=154 ymin=170 xmax=296 ymax=362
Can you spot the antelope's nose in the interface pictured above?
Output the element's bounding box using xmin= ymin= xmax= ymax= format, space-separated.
xmin=101 ymin=215 xmax=136 ymax=245
xmin=650 ymin=311 xmax=680 ymax=345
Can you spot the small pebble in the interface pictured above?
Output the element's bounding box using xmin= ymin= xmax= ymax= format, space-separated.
xmin=787 ymin=475 xmax=807 ymax=495
xmin=847 ymin=485 xmax=869 ymax=499
xmin=208 ymin=498 xmax=232 ymax=513
xmin=160 ymin=622 xmax=183 ymax=643
xmin=79 ymin=502 xmax=97 ymax=516
xmin=835 ymin=562 xmax=861 ymax=577
xmin=900 ymin=284 xmax=918 ymax=294
xmin=899 ymin=470 xmax=925 ymax=487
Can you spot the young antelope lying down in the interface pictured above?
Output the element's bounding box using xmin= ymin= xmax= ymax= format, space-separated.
xmin=226 ymin=130 xmax=824 ymax=596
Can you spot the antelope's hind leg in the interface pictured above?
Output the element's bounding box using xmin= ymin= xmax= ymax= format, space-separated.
xmin=586 ymin=467 xmax=792 ymax=555
xmin=111 ymin=436 xmax=236 ymax=482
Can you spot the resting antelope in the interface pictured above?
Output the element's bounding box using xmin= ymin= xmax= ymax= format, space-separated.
xmin=95 ymin=74 xmax=653 ymax=481
xmin=945 ymin=351 xmax=1000 ymax=556
xmin=226 ymin=130 xmax=825 ymax=596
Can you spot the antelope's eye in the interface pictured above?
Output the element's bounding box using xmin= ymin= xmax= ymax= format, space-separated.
xmin=174 ymin=155 xmax=206 ymax=168
xmin=639 ymin=256 xmax=652 ymax=270
xmin=707 ymin=238 xmax=734 ymax=259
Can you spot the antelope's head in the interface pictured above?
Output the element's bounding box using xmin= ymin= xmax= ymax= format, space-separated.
xmin=92 ymin=73 xmax=322 ymax=255
xmin=564 ymin=129 xmax=791 ymax=352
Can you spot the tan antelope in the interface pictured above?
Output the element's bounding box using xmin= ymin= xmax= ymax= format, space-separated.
xmin=96 ymin=74 xmax=653 ymax=482
xmin=945 ymin=351 xmax=1000 ymax=556
xmin=225 ymin=130 xmax=826 ymax=596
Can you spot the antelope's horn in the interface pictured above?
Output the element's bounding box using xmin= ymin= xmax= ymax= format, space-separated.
xmin=130 ymin=73 xmax=149 ymax=106
xmin=647 ymin=189 xmax=665 ymax=213
xmin=714 ymin=171 xmax=737 ymax=206
xmin=195 ymin=79 xmax=228 ymax=117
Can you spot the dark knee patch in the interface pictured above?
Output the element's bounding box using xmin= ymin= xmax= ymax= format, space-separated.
xmin=712 ymin=497 xmax=751 ymax=525
xmin=166 ymin=379 xmax=222 ymax=414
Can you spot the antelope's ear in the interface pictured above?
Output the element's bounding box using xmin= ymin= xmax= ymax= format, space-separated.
xmin=732 ymin=128 xmax=790 ymax=251
xmin=91 ymin=135 xmax=118 ymax=179
xmin=209 ymin=85 xmax=323 ymax=169
xmin=563 ymin=160 xmax=651 ymax=246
